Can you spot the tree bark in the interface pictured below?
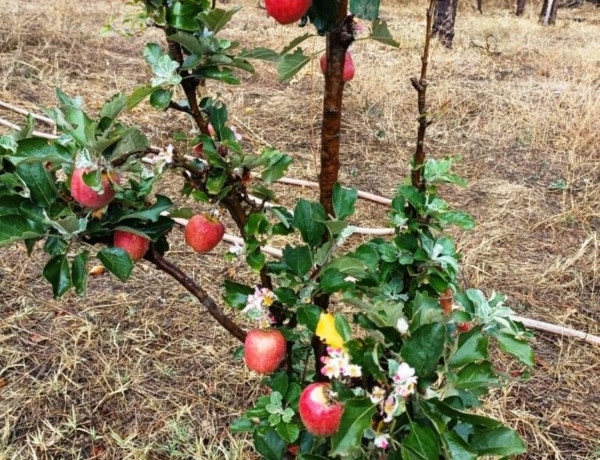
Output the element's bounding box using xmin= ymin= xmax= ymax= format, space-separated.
xmin=319 ymin=12 xmax=354 ymax=217
xmin=540 ymin=0 xmax=559 ymax=24
xmin=516 ymin=0 xmax=527 ymax=16
xmin=433 ymin=0 xmax=459 ymax=48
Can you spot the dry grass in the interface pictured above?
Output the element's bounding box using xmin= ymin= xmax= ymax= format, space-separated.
xmin=1 ymin=0 xmax=600 ymax=458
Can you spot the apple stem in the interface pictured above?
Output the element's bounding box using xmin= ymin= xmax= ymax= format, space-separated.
xmin=146 ymin=245 xmax=247 ymax=342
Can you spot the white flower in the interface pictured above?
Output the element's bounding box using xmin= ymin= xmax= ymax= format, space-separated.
xmin=392 ymin=362 xmax=418 ymax=398
xmin=374 ymin=433 xmax=390 ymax=450
xmin=241 ymin=287 xmax=275 ymax=323
xmin=346 ymin=364 xmax=362 ymax=378
xmin=228 ymin=242 xmax=244 ymax=256
xmin=382 ymin=395 xmax=398 ymax=423
xmin=343 ymin=276 xmax=358 ymax=283
xmin=396 ymin=317 xmax=410 ymax=335
xmin=369 ymin=386 xmax=386 ymax=405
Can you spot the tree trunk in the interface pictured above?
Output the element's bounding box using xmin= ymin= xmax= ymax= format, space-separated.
xmin=540 ymin=0 xmax=559 ymax=24
xmin=477 ymin=0 xmax=483 ymax=14
xmin=433 ymin=0 xmax=459 ymax=49
xmin=516 ymin=0 xmax=527 ymax=16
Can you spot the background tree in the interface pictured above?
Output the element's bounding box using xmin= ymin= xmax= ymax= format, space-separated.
xmin=433 ymin=0 xmax=460 ymax=48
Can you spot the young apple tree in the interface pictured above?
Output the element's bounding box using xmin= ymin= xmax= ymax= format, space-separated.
xmin=0 ymin=0 xmax=533 ymax=458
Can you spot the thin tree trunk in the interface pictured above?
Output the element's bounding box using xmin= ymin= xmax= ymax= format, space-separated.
xmin=433 ymin=0 xmax=459 ymax=48
xmin=516 ymin=0 xmax=527 ymax=15
xmin=477 ymin=0 xmax=483 ymax=14
xmin=540 ymin=0 xmax=559 ymax=24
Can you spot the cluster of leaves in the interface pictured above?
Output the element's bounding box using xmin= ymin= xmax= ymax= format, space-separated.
xmin=226 ymin=161 xmax=533 ymax=459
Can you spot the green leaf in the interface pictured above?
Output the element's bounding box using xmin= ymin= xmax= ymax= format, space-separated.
xmin=438 ymin=211 xmax=476 ymax=230
xmin=151 ymin=54 xmax=182 ymax=87
xmin=330 ymin=398 xmax=376 ymax=456
xmin=470 ymin=427 xmax=526 ymax=456
xmin=116 ymin=195 xmax=172 ymax=223
xmin=230 ymin=417 xmax=254 ymax=433
xmin=441 ymin=431 xmax=477 ymax=460
xmin=107 ymin=127 xmax=150 ymax=162
xmin=166 ymin=1 xmax=202 ymax=31
xmin=425 ymin=399 xmax=502 ymax=429
xmin=239 ymin=47 xmax=281 ymax=63
xmin=16 ymin=163 xmax=57 ymax=207
xmin=370 ymin=19 xmax=399 ymax=48
xmin=277 ymin=50 xmax=311 ymax=82
xmin=402 ymin=424 xmax=440 ymax=460
xmin=306 ymin=0 xmax=338 ymax=34
xmin=276 ymin=422 xmax=300 ymax=443
xmin=71 ymin=251 xmax=89 ymax=296
xmin=0 ymin=214 xmax=46 ymax=247
xmin=223 ymin=280 xmax=253 ymax=309
xmin=42 ymin=254 xmax=72 ymax=298
xmin=97 ymin=247 xmax=133 ymax=282
xmin=332 ymin=183 xmax=357 ymax=220
xmin=246 ymin=251 xmax=266 ymax=272
xmin=297 ymin=305 xmax=322 ymax=332
xmin=454 ymin=362 xmax=500 ymax=390
xmin=149 ymin=89 xmax=172 ymax=110
xmin=449 ymin=326 xmax=489 ymax=368
xmin=198 ymin=7 xmax=242 ymax=34
xmin=282 ymin=245 xmax=312 ymax=277
xmin=127 ymin=85 xmax=156 ymax=110
xmin=253 ymin=430 xmax=286 ymax=460
xmin=350 ymin=0 xmax=380 ymax=20
xmin=168 ymin=31 xmax=206 ymax=55
xmin=293 ymin=200 xmax=326 ymax=248
xmin=196 ymin=66 xmax=240 ymax=85
xmin=495 ymin=332 xmax=535 ymax=367
xmin=143 ymin=43 xmax=163 ymax=66
xmin=259 ymin=149 xmax=293 ymax=184
xmin=100 ymin=93 xmax=127 ymax=121
xmin=400 ymin=323 xmax=446 ymax=377
xmin=334 ymin=313 xmax=352 ymax=342
xmin=5 ymin=138 xmax=71 ymax=166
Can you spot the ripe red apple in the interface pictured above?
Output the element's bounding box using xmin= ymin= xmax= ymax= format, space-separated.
xmin=265 ymin=0 xmax=312 ymax=25
xmin=299 ymin=382 xmax=344 ymax=436
xmin=319 ymin=51 xmax=355 ymax=82
xmin=71 ymin=167 xmax=119 ymax=209
xmin=244 ymin=329 xmax=286 ymax=374
xmin=184 ymin=214 xmax=225 ymax=253
xmin=113 ymin=230 xmax=150 ymax=262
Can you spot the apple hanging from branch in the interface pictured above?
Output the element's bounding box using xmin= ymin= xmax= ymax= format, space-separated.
xmin=244 ymin=329 xmax=286 ymax=374
xmin=113 ymin=230 xmax=150 ymax=262
xmin=299 ymin=382 xmax=344 ymax=436
xmin=265 ymin=0 xmax=312 ymax=25
xmin=184 ymin=214 xmax=225 ymax=253
xmin=70 ymin=167 xmax=119 ymax=209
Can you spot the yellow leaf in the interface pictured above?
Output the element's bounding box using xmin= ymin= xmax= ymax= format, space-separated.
xmin=316 ymin=313 xmax=345 ymax=349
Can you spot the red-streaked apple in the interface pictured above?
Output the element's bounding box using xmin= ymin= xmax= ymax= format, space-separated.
xmin=113 ymin=230 xmax=150 ymax=262
xmin=184 ymin=214 xmax=225 ymax=253
xmin=457 ymin=322 xmax=474 ymax=333
xmin=319 ymin=51 xmax=355 ymax=82
xmin=244 ymin=329 xmax=286 ymax=374
xmin=299 ymin=382 xmax=344 ymax=436
xmin=265 ymin=0 xmax=312 ymax=25
xmin=71 ymin=167 xmax=119 ymax=209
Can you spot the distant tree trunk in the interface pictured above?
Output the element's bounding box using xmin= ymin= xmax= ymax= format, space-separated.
xmin=516 ymin=0 xmax=527 ymax=15
xmin=477 ymin=0 xmax=483 ymax=14
xmin=540 ymin=0 xmax=559 ymax=24
xmin=433 ymin=0 xmax=459 ymax=48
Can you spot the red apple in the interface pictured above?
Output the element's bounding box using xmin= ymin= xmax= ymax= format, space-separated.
xmin=299 ymin=382 xmax=344 ymax=436
xmin=265 ymin=0 xmax=312 ymax=25
xmin=244 ymin=329 xmax=286 ymax=374
xmin=113 ymin=230 xmax=150 ymax=262
xmin=71 ymin=167 xmax=119 ymax=209
xmin=184 ymin=214 xmax=225 ymax=253
xmin=319 ymin=51 xmax=355 ymax=82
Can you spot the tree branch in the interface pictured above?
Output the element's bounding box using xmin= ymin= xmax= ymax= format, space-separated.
xmin=146 ymin=245 xmax=247 ymax=342
xmin=410 ymin=0 xmax=437 ymax=191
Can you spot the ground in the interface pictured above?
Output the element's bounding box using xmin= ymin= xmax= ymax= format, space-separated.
xmin=1 ymin=0 xmax=599 ymax=458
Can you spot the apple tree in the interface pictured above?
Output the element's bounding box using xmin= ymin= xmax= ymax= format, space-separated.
xmin=0 ymin=0 xmax=534 ymax=458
